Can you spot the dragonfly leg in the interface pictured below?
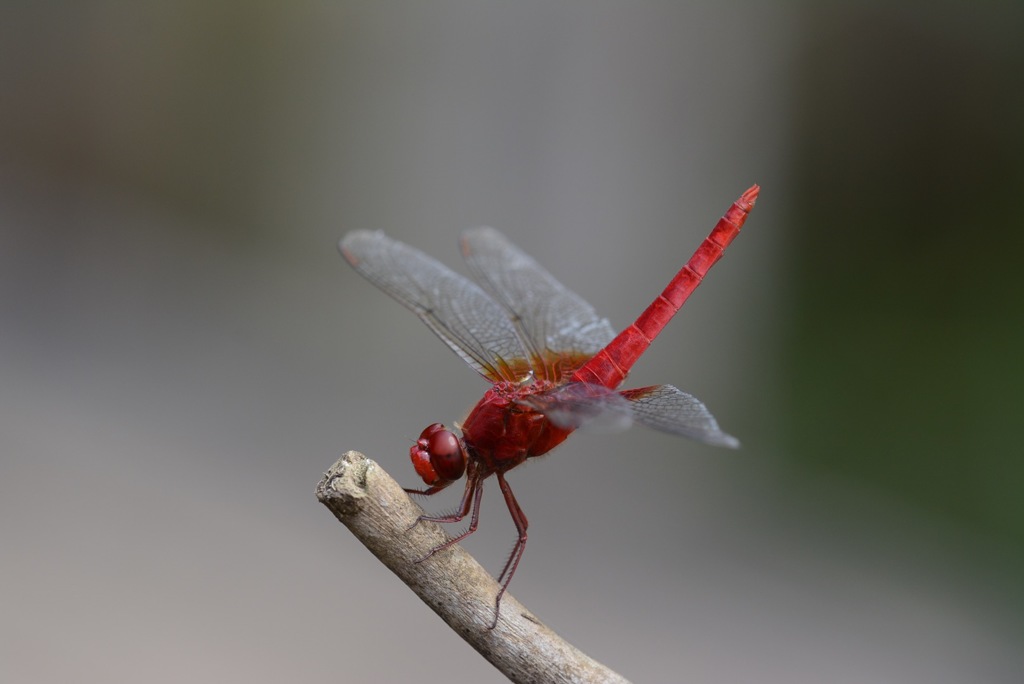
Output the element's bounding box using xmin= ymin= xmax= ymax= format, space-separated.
xmin=403 ymin=481 xmax=457 ymax=533
xmin=415 ymin=472 xmax=486 ymax=561
xmin=490 ymin=471 xmax=529 ymax=629
xmin=403 ymin=483 xmax=451 ymax=496
xmin=404 ymin=459 xmax=477 ymax=530
xmin=406 ymin=472 xmax=473 ymax=527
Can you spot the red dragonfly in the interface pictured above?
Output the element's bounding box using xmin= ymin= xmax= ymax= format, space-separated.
xmin=340 ymin=185 xmax=758 ymax=626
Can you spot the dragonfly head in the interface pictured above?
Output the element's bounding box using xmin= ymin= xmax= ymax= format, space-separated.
xmin=410 ymin=423 xmax=467 ymax=486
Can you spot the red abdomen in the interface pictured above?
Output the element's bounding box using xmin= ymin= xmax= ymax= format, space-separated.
xmin=572 ymin=185 xmax=758 ymax=388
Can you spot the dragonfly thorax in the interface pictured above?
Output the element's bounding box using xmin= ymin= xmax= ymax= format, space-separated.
xmin=460 ymin=382 xmax=574 ymax=471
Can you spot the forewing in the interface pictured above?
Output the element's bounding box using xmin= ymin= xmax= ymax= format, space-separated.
xmin=516 ymin=383 xmax=634 ymax=432
xmin=619 ymin=384 xmax=740 ymax=448
xmin=340 ymin=230 xmax=529 ymax=382
xmin=460 ymin=227 xmax=616 ymax=379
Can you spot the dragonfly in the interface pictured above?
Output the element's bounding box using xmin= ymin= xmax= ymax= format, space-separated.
xmin=340 ymin=185 xmax=758 ymax=627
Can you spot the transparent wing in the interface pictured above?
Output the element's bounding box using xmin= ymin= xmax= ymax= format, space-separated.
xmin=515 ymin=383 xmax=634 ymax=432
xmin=619 ymin=384 xmax=739 ymax=448
xmin=340 ymin=230 xmax=530 ymax=382
xmin=460 ymin=227 xmax=616 ymax=380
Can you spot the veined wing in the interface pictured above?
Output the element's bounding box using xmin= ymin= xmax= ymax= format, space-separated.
xmin=517 ymin=381 xmax=739 ymax=448
xmin=619 ymin=384 xmax=739 ymax=448
xmin=515 ymin=383 xmax=634 ymax=432
xmin=460 ymin=227 xmax=615 ymax=381
xmin=340 ymin=230 xmax=530 ymax=382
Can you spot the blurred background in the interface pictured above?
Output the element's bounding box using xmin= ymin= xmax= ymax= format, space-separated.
xmin=2 ymin=2 xmax=1022 ymax=682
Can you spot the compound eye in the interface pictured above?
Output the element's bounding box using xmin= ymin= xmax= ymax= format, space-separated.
xmin=428 ymin=429 xmax=466 ymax=481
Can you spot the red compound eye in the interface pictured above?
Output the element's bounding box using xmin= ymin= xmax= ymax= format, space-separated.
xmin=427 ymin=428 xmax=465 ymax=481
xmin=409 ymin=423 xmax=465 ymax=485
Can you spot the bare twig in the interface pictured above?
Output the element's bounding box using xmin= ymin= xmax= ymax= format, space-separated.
xmin=316 ymin=451 xmax=631 ymax=684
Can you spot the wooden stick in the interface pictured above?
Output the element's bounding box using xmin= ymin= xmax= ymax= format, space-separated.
xmin=316 ymin=451 xmax=631 ymax=684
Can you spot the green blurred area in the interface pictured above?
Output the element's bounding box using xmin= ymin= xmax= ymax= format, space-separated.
xmin=784 ymin=3 xmax=1024 ymax=547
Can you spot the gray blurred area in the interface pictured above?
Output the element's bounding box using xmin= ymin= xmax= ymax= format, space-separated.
xmin=2 ymin=2 xmax=1022 ymax=682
